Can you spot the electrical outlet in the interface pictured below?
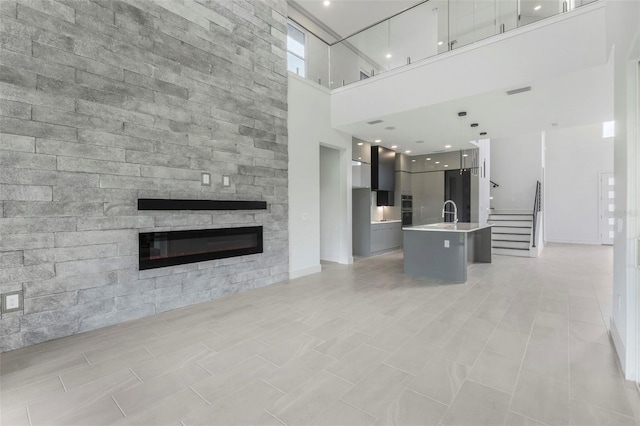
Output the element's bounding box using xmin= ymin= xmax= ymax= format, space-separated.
xmin=444 ymin=240 xmax=450 ymax=248
xmin=2 ymin=291 xmax=23 ymax=314
xmin=201 ymin=172 xmax=211 ymax=186
xmin=222 ymin=175 xmax=230 ymax=187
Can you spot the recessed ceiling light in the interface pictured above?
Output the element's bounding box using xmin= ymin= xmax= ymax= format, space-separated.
xmin=426 ymin=157 xmax=431 ymax=160
xmin=435 ymin=161 xmax=440 ymax=164
xmin=445 ymin=145 xmax=452 ymax=148
xmin=324 ymin=0 xmax=331 ymax=6
xmin=412 ymin=159 xmax=416 ymax=162
xmin=386 ymin=53 xmax=392 ymax=58
xmin=444 ymin=165 xmax=449 ymax=167
xmin=534 ymin=5 xmax=541 ymax=10
xmin=357 ymin=142 xmax=363 ymax=146
xmin=374 ymin=139 xmax=381 ymax=143
xmin=358 ymin=157 xmax=361 ymax=159
xmin=463 ymin=154 xmax=468 ymax=157
xmin=391 ymin=145 xmax=398 ymax=149
xmin=405 ymin=150 xmax=411 ymax=153
xmin=438 ymin=41 xmax=443 ymax=45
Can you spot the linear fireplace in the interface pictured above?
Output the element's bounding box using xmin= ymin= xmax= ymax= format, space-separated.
xmin=139 ymin=226 xmax=263 ymax=270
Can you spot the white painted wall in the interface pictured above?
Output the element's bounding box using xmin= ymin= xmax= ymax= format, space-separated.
xmin=490 ymin=132 xmax=543 ymax=211
xmin=320 ymin=146 xmax=342 ymax=262
xmin=545 ymin=123 xmax=614 ymax=244
xmin=606 ymin=0 xmax=640 ymax=380
xmin=476 ymin=138 xmax=491 ymax=224
xmin=288 ymin=74 xmax=353 ymax=279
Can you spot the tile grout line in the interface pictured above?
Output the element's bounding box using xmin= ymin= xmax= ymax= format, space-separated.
xmin=263 ymin=408 xmax=288 ymax=426
xmin=505 ymin=285 xmax=548 ymax=423
xmin=338 ymin=396 xmax=380 ymax=421
xmin=436 ymin=283 xmax=522 ymax=425
xmin=58 ymin=374 xmax=67 ymax=392
xmin=188 ymin=386 xmax=212 ymax=406
xmin=26 ymin=405 xmax=33 ymax=426
xmin=111 ymin=395 xmax=126 ymax=419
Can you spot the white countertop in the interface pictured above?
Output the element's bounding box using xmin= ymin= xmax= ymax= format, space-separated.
xmin=371 ymin=220 xmax=402 ymax=224
xmin=403 ymin=222 xmax=493 ymax=233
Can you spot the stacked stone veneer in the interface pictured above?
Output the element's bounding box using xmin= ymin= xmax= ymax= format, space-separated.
xmin=0 ymin=0 xmax=289 ymax=352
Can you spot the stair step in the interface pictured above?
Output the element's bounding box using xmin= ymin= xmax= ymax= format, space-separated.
xmin=492 ymin=233 xmax=531 ymax=242
xmin=489 ymin=214 xmax=533 ymax=221
xmin=492 ymin=240 xmax=530 ymax=249
xmin=488 ymin=220 xmax=533 ymax=227
xmin=493 ymin=247 xmax=531 ymax=257
xmin=491 ymin=210 xmax=531 ymax=215
xmin=492 ymin=226 xmax=532 ymax=234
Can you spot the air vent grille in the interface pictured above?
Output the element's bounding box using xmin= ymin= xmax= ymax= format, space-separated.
xmin=506 ymin=86 xmax=531 ymax=95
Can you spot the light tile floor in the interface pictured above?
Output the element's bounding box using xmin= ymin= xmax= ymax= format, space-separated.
xmin=1 ymin=243 xmax=638 ymax=426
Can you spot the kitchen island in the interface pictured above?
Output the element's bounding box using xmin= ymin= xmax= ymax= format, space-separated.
xmin=403 ymin=222 xmax=493 ymax=283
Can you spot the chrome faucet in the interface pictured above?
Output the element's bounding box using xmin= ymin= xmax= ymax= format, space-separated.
xmin=442 ymin=200 xmax=458 ymax=223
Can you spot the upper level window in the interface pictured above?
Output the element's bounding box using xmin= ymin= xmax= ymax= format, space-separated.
xmin=287 ymin=23 xmax=306 ymax=77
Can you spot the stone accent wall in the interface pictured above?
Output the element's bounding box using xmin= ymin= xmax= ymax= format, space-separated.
xmin=0 ymin=0 xmax=289 ymax=352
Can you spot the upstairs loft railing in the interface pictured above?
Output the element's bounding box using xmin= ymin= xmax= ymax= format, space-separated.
xmin=532 ymin=180 xmax=542 ymax=248
xmin=287 ymin=0 xmax=599 ymax=89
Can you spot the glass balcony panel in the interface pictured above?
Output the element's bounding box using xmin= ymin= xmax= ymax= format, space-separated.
xmin=388 ymin=1 xmax=440 ymax=66
xmin=450 ymin=0 xmax=499 ymax=49
xmin=519 ymin=0 xmax=564 ymax=26
xmin=473 ymin=0 xmax=498 ymax=42
xmin=497 ymin=0 xmax=519 ymax=32
xmin=330 ymin=20 xmax=390 ymax=88
xmin=290 ymin=0 xmax=597 ymax=88
xmin=306 ymin=32 xmax=330 ymax=88
xmin=287 ymin=24 xmax=305 ymax=58
xmin=287 ymin=52 xmax=306 ymax=77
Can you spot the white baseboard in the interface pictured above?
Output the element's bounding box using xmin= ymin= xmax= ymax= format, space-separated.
xmin=545 ymin=238 xmax=602 ymax=245
xmin=610 ymin=319 xmax=629 ymax=379
xmin=290 ymin=264 xmax=322 ymax=279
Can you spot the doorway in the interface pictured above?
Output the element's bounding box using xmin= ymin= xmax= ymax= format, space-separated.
xmin=319 ymin=146 xmax=342 ymax=262
xmin=444 ymin=169 xmax=471 ymax=222
xmin=599 ymin=172 xmax=615 ymax=245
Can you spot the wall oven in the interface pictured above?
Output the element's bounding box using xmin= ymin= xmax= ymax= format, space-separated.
xmin=401 ymin=195 xmax=412 ymax=226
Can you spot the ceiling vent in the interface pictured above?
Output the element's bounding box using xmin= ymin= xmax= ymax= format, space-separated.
xmin=506 ymin=86 xmax=531 ymax=95
xmin=367 ymin=119 xmax=383 ymax=125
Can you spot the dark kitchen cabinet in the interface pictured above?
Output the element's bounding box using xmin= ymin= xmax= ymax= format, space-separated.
xmin=376 ymin=190 xmax=394 ymax=206
xmin=371 ymin=146 xmax=395 ymax=191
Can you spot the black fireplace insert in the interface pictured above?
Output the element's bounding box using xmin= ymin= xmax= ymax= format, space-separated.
xmin=139 ymin=226 xmax=263 ymax=270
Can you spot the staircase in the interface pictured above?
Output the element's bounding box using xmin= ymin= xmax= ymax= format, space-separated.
xmin=489 ymin=212 xmax=534 ymax=257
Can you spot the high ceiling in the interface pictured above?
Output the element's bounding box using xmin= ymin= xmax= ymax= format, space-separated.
xmin=287 ymin=0 xmax=612 ymax=156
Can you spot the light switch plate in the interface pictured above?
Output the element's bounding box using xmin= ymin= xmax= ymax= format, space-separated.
xmin=201 ymin=172 xmax=211 ymax=186
xmin=444 ymin=240 xmax=450 ymax=248
xmin=2 ymin=290 xmax=23 ymax=314
xmin=222 ymin=175 xmax=230 ymax=187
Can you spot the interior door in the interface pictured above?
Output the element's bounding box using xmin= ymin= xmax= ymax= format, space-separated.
xmin=599 ymin=172 xmax=615 ymax=245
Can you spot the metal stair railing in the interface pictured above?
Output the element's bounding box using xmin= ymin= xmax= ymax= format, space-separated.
xmin=532 ymin=181 xmax=542 ymax=248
